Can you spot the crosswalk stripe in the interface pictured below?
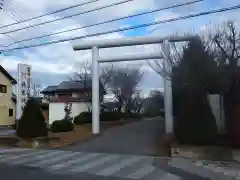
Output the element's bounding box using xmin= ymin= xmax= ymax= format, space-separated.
xmin=160 ymin=173 xmax=182 ymax=180
xmin=127 ymin=164 xmax=155 ymax=179
xmin=97 ymin=156 xmax=145 ymax=176
xmin=29 ymin=151 xmax=81 ymax=167
xmin=12 ymin=150 xmax=64 ymax=165
xmin=0 ymin=149 xmax=179 ymax=180
xmin=142 ymin=168 xmax=167 ymax=180
xmin=84 ymin=154 xmax=127 ymax=175
xmin=69 ymin=154 xmax=120 ymax=172
xmin=112 ymin=156 xmax=153 ymax=178
xmin=49 ymin=152 xmax=101 ymax=170
xmin=0 ymin=150 xmax=45 ymax=162
xmin=0 ymin=148 xmax=29 ymax=153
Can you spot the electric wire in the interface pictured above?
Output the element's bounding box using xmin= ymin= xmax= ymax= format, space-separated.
xmin=3 ymin=3 xmax=240 ymax=52
xmin=5 ymin=0 xmax=204 ymax=47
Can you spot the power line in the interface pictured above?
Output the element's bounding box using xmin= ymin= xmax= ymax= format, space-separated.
xmin=3 ymin=4 xmax=240 ymax=52
xmin=4 ymin=0 xmax=204 ymax=47
xmin=6 ymin=4 xmax=25 ymax=19
xmin=0 ymin=0 xmax=101 ymax=29
xmin=2 ymin=5 xmax=29 ymax=44
xmin=5 ymin=3 xmax=60 ymax=40
xmin=0 ymin=32 xmax=16 ymax=44
xmin=0 ymin=0 xmax=135 ymax=35
xmin=0 ymin=1 xmax=18 ymax=44
xmin=0 ymin=12 xmax=19 ymax=44
xmin=3 ymin=3 xmax=61 ymax=67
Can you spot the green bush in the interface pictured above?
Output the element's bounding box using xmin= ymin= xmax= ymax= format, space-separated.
xmin=74 ymin=111 xmax=144 ymax=125
xmin=142 ymin=111 xmax=164 ymax=118
xmin=174 ymin=90 xmax=217 ymax=145
xmin=121 ymin=112 xmax=142 ymax=119
xmin=11 ymin=124 xmax=16 ymax=130
xmin=51 ymin=120 xmax=74 ymax=133
xmin=172 ymin=39 xmax=218 ymax=145
xmin=74 ymin=111 xmax=125 ymax=125
xmin=74 ymin=112 xmax=91 ymax=125
xmin=16 ymin=98 xmax=48 ymax=138
xmin=100 ymin=111 xmax=123 ymax=121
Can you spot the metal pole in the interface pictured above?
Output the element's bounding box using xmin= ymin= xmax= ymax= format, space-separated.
xmin=92 ymin=46 xmax=100 ymax=134
xmin=162 ymin=40 xmax=173 ymax=133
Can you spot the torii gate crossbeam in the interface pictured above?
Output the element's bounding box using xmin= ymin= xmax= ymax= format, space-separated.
xmin=72 ymin=35 xmax=197 ymax=134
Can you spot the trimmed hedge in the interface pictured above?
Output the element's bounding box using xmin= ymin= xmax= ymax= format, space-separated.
xmin=100 ymin=111 xmax=123 ymax=121
xmin=11 ymin=124 xmax=17 ymax=130
xmin=74 ymin=112 xmax=92 ymax=125
xmin=121 ymin=112 xmax=142 ymax=119
xmin=74 ymin=111 xmax=141 ymax=125
xmin=142 ymin=111 xmax=165 ymax=118
xmin=51 ymin=120 xmax=74 ymax=133
xmin=174 ymin=89 xmax=217 ymax=145
xmin=16 ymin=98 xmax=48 ymax=138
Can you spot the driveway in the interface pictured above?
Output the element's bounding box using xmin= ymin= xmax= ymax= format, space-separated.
xmin=63 ymin=117 xmax=165 ymax=155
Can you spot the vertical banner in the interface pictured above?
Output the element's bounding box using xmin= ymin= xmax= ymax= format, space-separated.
xmin=16 ymin=63 xmax=32 ymax=120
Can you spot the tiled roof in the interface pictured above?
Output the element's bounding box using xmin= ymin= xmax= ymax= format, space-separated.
xmin=41 ymin=86 xmax=58 ymax=93
xmin=0 ymin=65 xmax=17 ymax=84
xmin=56 ymin=80 xmax=91 ymax=91
xmin=41 ymin=80 xmax=105 ymax=94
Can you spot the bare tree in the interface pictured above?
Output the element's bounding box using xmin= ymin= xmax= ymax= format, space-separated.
xmin=71 ymin=60 xmax=111 ymax=90
xmin=212 ymin=21 xmax=240 ymax=68
xmin=148 ymin=39 xmax=186 ymax=79
xmin=200 ymin=21 xmax=240 ymax=97
xmin=101 ymin=64 xmax=144 ymax=112
xmin=206 ymin=21 xmax=240 ymax=133
xmin=71 ymin=61 xmax=92 ymax=88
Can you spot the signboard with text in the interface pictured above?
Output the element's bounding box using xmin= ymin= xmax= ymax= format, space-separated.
xmin=16 ymin=63 xmax=32 ymax=120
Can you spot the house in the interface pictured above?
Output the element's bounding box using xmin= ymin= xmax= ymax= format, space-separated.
xmin=41 ymin=80 xmax=105 ymax=124
xmin=0 ymin=65 xmax=17 ymax=126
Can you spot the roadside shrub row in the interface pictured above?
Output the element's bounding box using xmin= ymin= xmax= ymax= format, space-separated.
xmin=141 ymin=111 xmax=165 ymax=118
xmin=50 ymin=111 xmax=142 ymax=133
xmin=74 ymin=111 xmax=141 ymax=125
xmin=51 ymin=120 xmax=74 ymax=133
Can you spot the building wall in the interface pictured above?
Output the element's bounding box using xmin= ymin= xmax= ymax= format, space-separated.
xmin=209 ymin=94 xmax=225 ymax=133
xmin=0 ymin=72 xmax=15 ymax=125
xmin=49 ymin=102 xmax=90 ymax=124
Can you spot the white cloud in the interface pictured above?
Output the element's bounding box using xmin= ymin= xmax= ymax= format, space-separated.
xmin=2 ymin=0 xmax=240 ymax=93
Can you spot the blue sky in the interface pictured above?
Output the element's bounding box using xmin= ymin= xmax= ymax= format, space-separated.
xmin=0 ymin=0 xmax=239 ymax=97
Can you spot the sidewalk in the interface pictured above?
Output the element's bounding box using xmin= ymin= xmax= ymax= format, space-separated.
xmin=154 ymin=157 xmax=240 ymax=180
xmin=233 ymin=150 xmax=240 ymax=163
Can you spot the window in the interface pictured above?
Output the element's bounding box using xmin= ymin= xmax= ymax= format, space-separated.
xmin=0 ymin=84 xmax=7 ymax=93
xmin=9 ymin=109 xmax=13 ymax=117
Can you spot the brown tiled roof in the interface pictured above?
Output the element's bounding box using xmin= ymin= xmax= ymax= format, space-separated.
xmin=0 ymin=65 xmax=17 ymax=84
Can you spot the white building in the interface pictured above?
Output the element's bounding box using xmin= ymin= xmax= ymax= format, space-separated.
xmin=41 ymin=80 xmax=105 ymax=125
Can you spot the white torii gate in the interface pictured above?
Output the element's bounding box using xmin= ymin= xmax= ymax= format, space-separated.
xmin=72 ymin=35 xmax=197 ymax=134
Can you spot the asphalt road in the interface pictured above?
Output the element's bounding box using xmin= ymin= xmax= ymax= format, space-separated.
xmin=0 ymin=163 xmax=129 ymax=180
xmin=63 ymin=117 xmax=165 ymax=155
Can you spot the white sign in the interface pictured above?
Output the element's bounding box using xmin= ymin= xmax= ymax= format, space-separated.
xmin=16 ymin=63 xmax=32 ymax=120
